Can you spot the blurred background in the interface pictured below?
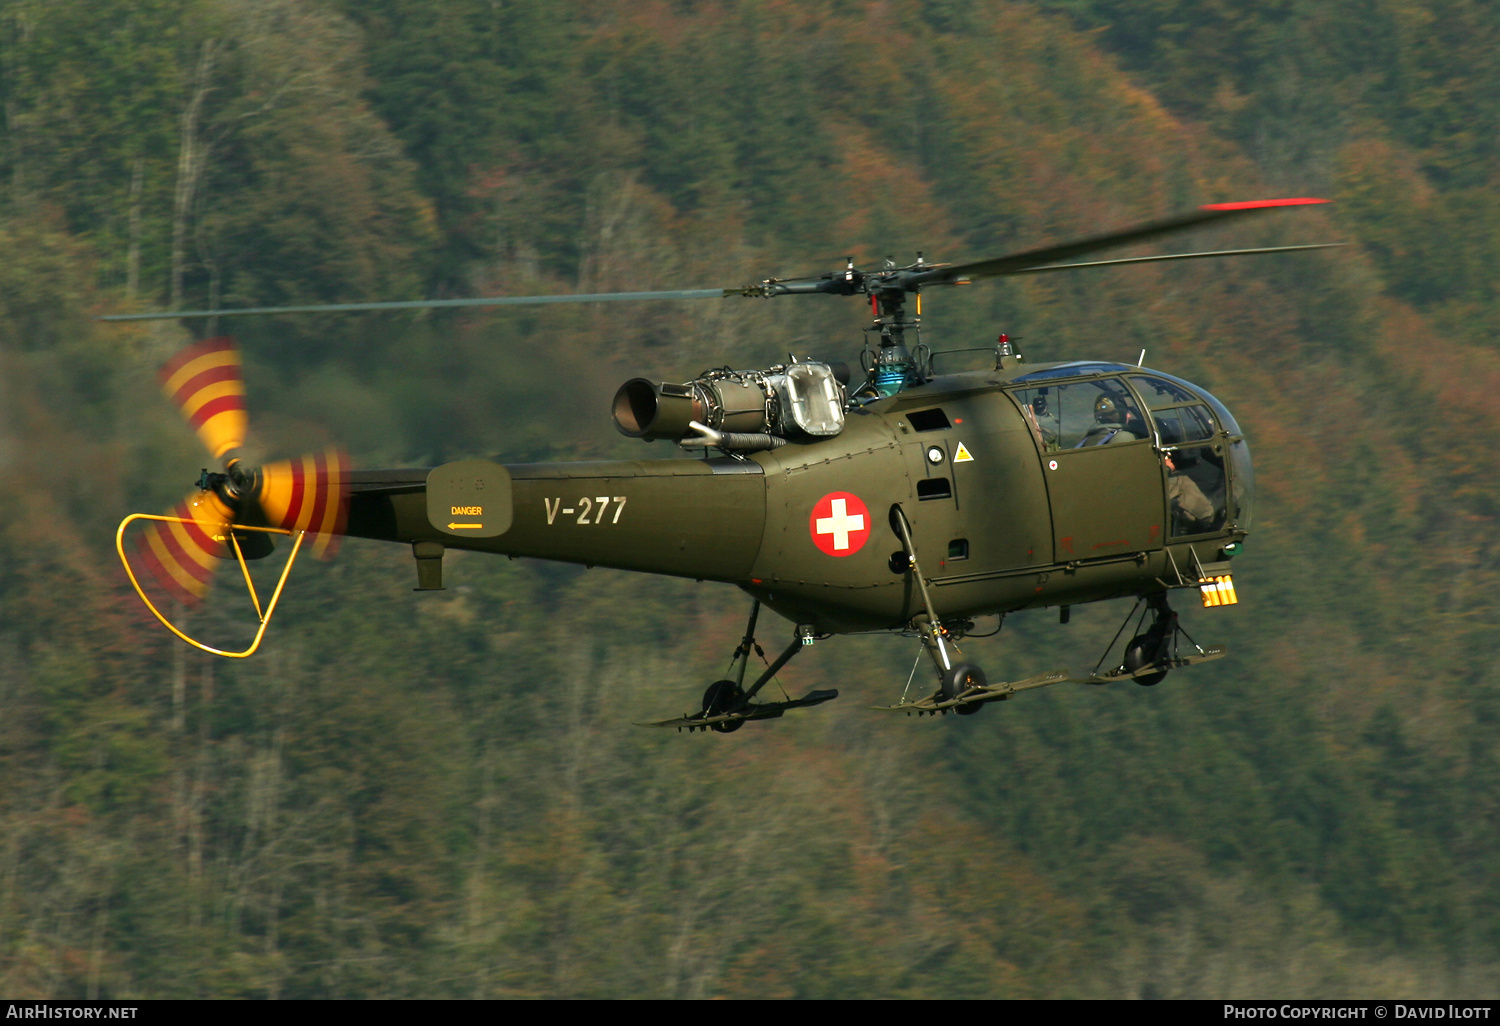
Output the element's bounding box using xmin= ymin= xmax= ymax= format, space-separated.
xmin=2 ymin=0 xmax=1499 ymax=998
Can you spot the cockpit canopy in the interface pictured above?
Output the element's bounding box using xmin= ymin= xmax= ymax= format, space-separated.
xmin=1007 ymin=366 xmax=1253 ymax=537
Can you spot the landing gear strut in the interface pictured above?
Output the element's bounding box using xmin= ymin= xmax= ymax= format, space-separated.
xmin=891 ymin=503 xmax=990 ymax=713
xmin=638 ymin=600 xmax=839 ymax=732
xmin=1079 ymin=593 xmax=1227 ymax=685
xmin=700 ymin=679 xmax=747 ymax=733
xmin=941 ymin=662 xmax=989 ymax=715
xmin=1124 ymin=594 xmax=1177 ymax=687
xmin=697 ymin=598 xmax=767 ymax=733
xmin=873 ymin=504 xmax=1071 ymax=715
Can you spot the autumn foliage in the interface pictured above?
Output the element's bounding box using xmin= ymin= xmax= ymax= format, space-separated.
xmin=1 ymin=0 xmax=1499 ymax=998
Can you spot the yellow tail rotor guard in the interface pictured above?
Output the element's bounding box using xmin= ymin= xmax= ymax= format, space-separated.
xmin=116 ymin=513 xmax=305 ymax=658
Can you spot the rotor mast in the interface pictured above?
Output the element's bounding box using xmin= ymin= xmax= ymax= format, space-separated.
xmin=744 ymin=253 xmax=933 ymax=396
xmin=869 ymin=270 xmax=919 ymax=397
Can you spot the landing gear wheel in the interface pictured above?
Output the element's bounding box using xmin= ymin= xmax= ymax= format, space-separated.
xmin=1124 ymin=633 xmax=1168 ymax=687
xmin=941 ymin=662 xmax=988 ymax=713
xmin=701 ymin=679 xmax=746 ymax=733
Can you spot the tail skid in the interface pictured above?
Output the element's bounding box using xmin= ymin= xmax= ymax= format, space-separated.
xmin=116 ymin=513 xmax=305 ymax=658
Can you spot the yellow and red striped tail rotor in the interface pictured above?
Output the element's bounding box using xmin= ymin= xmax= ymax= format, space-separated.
xmin=135 ymin=490 xmax=235 ymax=605
xmin=159 ymin=336 xmax=248 ymax=460
xmin=256 ymin=447 xmax=351 ymax=558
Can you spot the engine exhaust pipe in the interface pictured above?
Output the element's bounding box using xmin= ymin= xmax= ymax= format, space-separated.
xmin=612 ymin=379 xmax=701 ymax=440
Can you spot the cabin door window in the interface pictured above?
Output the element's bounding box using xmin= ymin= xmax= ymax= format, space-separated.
xmin=1009 ymin=379 xmax=1164 ymax=562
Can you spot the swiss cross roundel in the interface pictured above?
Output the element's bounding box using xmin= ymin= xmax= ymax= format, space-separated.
xmin=809 ymin=491 xmax=871 ymax=557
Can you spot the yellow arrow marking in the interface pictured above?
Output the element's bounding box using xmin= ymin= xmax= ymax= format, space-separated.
xmin=448 ymin=523 xmax=484 ymax=530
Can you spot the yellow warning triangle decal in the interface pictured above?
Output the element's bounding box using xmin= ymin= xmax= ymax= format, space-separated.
xmin=954 ymin=442 xmax=974 ymax=463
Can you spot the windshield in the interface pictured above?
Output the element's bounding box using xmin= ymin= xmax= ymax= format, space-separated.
xmin=1009 ymin=377 xmax=1149 ymax=451
xmin=1128 ymin=370 xmax=1242 ymax=436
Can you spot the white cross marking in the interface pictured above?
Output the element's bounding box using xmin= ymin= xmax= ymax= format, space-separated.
xmin=815 ymin=498 xmax=865 ymax=551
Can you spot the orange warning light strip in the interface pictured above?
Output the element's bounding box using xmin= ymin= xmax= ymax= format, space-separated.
xmin=1199 ymin=575 xmax=1238 ymax=608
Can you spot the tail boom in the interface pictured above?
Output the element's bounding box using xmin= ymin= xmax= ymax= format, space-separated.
xmin=346 ymin=457 xmax=767 ymax=582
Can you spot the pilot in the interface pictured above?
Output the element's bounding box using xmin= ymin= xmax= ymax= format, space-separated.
xmin=1077 ymin=394 xmax=1146 ymax=447
xmin=1025 ymin=392 xmax=1059 ymax=450
xmin=1165 ymin=450 xmax=1214 ymax=531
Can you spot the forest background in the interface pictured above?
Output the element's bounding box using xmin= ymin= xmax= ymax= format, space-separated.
xmin=2 ymin=0 xmax=1499 ymax=999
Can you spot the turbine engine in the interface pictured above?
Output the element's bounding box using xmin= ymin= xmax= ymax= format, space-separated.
xmin=612 ymin=361 xmax=849 ymax=450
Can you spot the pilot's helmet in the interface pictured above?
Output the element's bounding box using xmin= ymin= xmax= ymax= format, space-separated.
xmin=1094 ymin=394 xmax=1125 ymax=425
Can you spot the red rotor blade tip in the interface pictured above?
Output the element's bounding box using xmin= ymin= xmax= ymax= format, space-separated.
xmin=1200 ymin=198 xmax=1330 ymax=211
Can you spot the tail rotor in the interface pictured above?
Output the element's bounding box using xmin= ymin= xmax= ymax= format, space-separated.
xmin=121 ymin=336 xmax=351 ymax=654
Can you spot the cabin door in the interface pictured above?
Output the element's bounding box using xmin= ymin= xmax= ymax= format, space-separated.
xmin=1008 ymin=378 xmax=1165 ymax=563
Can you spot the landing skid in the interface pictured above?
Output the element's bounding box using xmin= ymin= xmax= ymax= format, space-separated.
xmin=645 ymin=584 xmax=1228 ymax=732
xmin=875 ymin=583 xmax=1227 ymax=717
xmin=640 ymin=689 xmax=840 ymax=731
xmin=1075 ymin=643 xmax=1227 ymax=685
xmin=872 ymin=669 xmax=1070 ymax=715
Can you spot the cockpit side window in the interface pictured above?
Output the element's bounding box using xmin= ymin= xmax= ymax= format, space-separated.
xmin=1152 ymin=404 xmax=1215 ymax=446
xmin=1165 ymin=445 xmax=1226 ymax=536
xmin=1009 ymin=378 xmax=1148 ymax=452
xmin=1126 ymin=377 xmax=1230 ymax=536
xmin=1126 ymin=375 xmax=1219 ymax=445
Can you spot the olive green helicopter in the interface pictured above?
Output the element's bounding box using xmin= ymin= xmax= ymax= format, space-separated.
xmin=106 ymin=198 xmax=1338 ymax=731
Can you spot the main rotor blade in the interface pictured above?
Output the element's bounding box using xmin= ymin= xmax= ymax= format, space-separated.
xmin=98 ymin=287 xmax=736 ymax=322
xmin=909 ymin=198 xmax=1330 ymax=286
xmin=100 ymin=198 xmax=1331 ymax=321
xmin=1000 ymin=243 xmax=1346 ymax=277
